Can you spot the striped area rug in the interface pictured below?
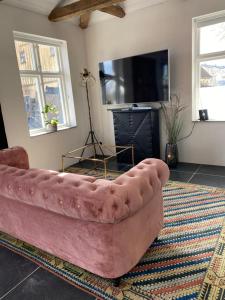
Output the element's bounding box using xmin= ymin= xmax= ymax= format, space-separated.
xmin=1 ymin=181 xmax=225 ymax=299
xmin=198 ymin=224 xmax=225 ymax=300
xmin=133 ymin=182 xmax=225 ymax=300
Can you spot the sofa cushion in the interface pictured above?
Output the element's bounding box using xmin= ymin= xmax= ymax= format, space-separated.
xmin=0 ymin=158 xmax=169 ymax=224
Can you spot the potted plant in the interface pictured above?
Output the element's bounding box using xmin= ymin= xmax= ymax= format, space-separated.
xmin=161 ymin=94 xmax=186 ymax=168
xmin=42 ymin=103 xmax=59 ymax=132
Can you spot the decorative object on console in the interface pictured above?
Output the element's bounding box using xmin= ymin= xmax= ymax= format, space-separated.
xmin=199 ymin=109 xmax=209 ymax=121
xmin=80 ymin=68 xmax=104 ymax=158
xmin=161 ymin=94 xmax=186 ymax=168
xmin=112 ymin=108 xmax=160 ymax=164
xmin=41 ymin=103 xmax=59 ymax=132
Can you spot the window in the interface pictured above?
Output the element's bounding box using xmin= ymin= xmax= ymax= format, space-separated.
xmin=14 ymin=31 xmax=76 ymax=135
xmin=19 ymin=51 xmax=26 ymax=64
xmin=193 ymin=11 xmax=225 ymax=121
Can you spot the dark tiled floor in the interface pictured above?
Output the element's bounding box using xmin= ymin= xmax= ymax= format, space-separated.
xmin=169 ymin=162 xmax=225 ymax=188
xmin=1 ymin=160 xmax=225 ymax=299
xmin=0 ymin=247 xmax=38 ymax=298
xmin=0 ymin=248 xmax=95 ymax=300
xmin=4 ymin=268 xmax=94 ymax=300
xmin=169 ymin=170 xmax=193 ymax=182
xmin=190 ymin=173 xmax=225 ymax=188
xmin=198 ymin=164 xmax=225 ymax=177
xmin=170 ymin=162 xmax=200 ymax=173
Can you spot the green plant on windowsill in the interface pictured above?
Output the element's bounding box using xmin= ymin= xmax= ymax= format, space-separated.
xmin=42 ymin=103 xmax=59 ymax=132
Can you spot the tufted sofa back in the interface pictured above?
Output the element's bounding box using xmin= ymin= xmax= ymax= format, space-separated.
xmin=0 ymin=147 xmax=169 ymax=224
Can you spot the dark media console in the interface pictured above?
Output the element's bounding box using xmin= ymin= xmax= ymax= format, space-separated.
xmin=112 ymin=108 xmax=160 ymax=164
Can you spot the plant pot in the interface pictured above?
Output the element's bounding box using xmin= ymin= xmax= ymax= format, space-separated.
xmin=46 ymin=124 xmax=57 ymax=133
xmin=165 ymin=143 xmax=178 ymax=168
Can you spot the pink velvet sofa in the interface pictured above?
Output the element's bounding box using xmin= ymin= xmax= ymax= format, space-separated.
xmin=0 ymin=147 xmax=169 ymax=279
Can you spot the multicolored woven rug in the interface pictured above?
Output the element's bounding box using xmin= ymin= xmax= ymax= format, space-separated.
xmin=1 ymin=179 xmax=225 ymax=299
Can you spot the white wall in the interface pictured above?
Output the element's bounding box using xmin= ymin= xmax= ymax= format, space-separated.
xmin=84 ymin=0 xmax=225 ymax=166
xmin=0 ymin=4 xmax=89 ymax=170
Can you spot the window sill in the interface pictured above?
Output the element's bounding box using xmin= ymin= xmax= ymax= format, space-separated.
xmin=29 ymin=125 xmax=77 ymax=137
xmin=192 ymin=119 xmax=225 ymax=122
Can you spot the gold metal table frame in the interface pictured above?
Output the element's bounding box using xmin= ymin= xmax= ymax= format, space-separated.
xmin=62 ymin=144 xmax=134 ymax=178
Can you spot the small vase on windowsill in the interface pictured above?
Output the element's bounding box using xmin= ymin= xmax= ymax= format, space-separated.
xmin=42 ymin=103 xmax=59 ymax=134
xmin=165 ymin=143 xmax=178 ymax=168
xmin=46 ymin=123 xmax=58 ymax=133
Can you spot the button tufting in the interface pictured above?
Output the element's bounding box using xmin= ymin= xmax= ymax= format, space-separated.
xmin=59 ymin=199 xmax=63 ymax=205
xmin=57 ymin=178 xmax=63 ymax=184
xmin=137 ymin=165 xmax=144 ymax=169
xmin=125 ymin=199 xmax=130 ymax=205
xmin=112 ymin=203 xmax=118 ymax=210
xmin=8 ymin=184 xmax=12 ymax=190
xmin=30 ymin=189 xmax=34 ymax=195
xmin=18 ymin=186 xmax=22 ymax=191
xmin=90 ymin=185 xmax=97 ymax=191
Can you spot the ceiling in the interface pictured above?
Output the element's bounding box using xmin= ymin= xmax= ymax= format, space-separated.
xmin=1 ymin=0 xmax=169 ymax=26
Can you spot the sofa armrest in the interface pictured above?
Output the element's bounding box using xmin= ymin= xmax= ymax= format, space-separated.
xmin=140 ymin=158 xmax=170 ymax=187
xmin=0 ymin=147 xmax=29 ymax=169
xmin=108 ymin=158 xmax=170 ymax=220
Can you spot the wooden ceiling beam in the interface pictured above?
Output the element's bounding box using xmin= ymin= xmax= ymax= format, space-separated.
xmin=79 ymin=13 xmax=91 ymax=29
xmin=49 ymin=0 xmax=125 ymax=22
xmin=99 ymin=5 xmax=125 ymax=18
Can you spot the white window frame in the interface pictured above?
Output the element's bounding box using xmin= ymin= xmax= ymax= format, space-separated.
xmin=192 ymin=10 xmax=225 ymax=121
xmin=14 ymin=31 xmax=76 ymax=136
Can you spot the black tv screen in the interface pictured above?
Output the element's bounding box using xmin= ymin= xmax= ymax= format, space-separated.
xmin=99 ymin=50 xmax=169 ymax=105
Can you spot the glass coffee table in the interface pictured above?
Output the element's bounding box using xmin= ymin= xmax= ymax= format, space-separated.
xmin=62 ymin=144 xmax=134 ymax=178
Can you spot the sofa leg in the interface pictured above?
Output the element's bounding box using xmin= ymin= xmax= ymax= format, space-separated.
xmin=113 ymin=277 xmax=121 ymax=287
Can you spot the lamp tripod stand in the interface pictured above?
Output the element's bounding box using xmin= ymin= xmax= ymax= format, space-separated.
xmin=80 ymin=69 xmax=104 ymax=159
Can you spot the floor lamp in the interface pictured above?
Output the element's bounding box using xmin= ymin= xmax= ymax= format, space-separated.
xmin=80 ymin=68 xmax=104 ymax=158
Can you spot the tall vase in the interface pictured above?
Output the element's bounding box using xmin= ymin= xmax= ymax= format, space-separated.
xmin=165 ymin=143 xmax=178 ymax=168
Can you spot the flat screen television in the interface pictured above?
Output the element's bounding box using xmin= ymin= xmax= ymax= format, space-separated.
xmin=99 ymin=49 xmax=169 ymax=105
